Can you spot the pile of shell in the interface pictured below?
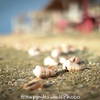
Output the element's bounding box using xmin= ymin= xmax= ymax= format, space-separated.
xmin=27 ymin=43 xmax=86 ymax=57
xmin=23 ymin=44 xmax=87 ymax=91
xmin=23 ymin=58 xmax=85 ymax=90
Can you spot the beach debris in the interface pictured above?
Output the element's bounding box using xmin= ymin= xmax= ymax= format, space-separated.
xmin=33 ymin=65 xmax=57 ymax=78
xmin=28 ymin=47 xmax=40 ymax=56
xmin=44 ymin=56 xmax=58 ymax=66
xmin=62 ymin=60 xmax=83 ymax=72
xmin=51 ymin=49 xmax=61 ymax=58
xmin=23 ymin=78 xmax=43 ymax=91
xmin=69 ymin=56 xmax=81 ymax=64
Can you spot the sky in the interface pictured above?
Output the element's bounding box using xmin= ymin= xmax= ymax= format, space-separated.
xmin=0 ymin=0 xmax=49 ymax=34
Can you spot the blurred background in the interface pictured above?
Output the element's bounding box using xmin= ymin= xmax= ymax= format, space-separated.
xmin=0 ymin=0 xmax=49 ymax=34
xmin=0 ymin=0 xmax=100 ymax=35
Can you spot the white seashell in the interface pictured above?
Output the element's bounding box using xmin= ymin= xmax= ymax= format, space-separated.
xmin=51 ymin=49 xmax=60 ymax=58
xmin=43 ymin=56 xmax=58 ymax=66
xmin=62 ymin=60 xmax=82 ymax=72
xmin=23 ymin=78 xmax=43 ymax=91
xmin=28 ymin=47 xmax=40 ymax=56
xmin=60 ymin=43 xmax=69 ymax=53
xmin=59 ymin=57 xmax=67 ymax=64
xmin=33 ymin=65 xmax=57 ymax=78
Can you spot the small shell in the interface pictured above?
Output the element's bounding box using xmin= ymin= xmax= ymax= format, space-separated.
xmin=60 ymin=43 xmax=70 ymax=53
xmin=62 ymin=60 xmax=82 ymax=72
xmin=43 ymin=56 xmax=58 ymax=66
xmin=33 ymin=65 xmax=57 ymax=78
xmin=59 ymin=57 xmax=68 ymax=64
xmin=69 ymin=56 xmax=81 ymax=64
xmin=28 ymin=47 xmax=40 ymax=56
xmin=51 ymin=49 xmax=60 ymax=58
xmin=67 ymin=45 xmax=76 ymax=52
xmin=23 ymin=78 xmax=43 ymax=91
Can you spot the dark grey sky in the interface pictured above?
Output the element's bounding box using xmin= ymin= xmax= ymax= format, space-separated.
xmin=0 ymin=0 xmax=49 ymax=34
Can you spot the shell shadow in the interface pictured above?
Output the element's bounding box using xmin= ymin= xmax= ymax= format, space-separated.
xmin=81 ymin=67 xmax=90 ymax=71
xmin=44 ymin=83 xmax=53 ymax=88
xmin=56 ymin=70 xmax=68 ymax=77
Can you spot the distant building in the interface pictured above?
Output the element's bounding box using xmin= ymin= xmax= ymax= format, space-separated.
xmin=12 ymin=0 xmax=100 ymax=34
